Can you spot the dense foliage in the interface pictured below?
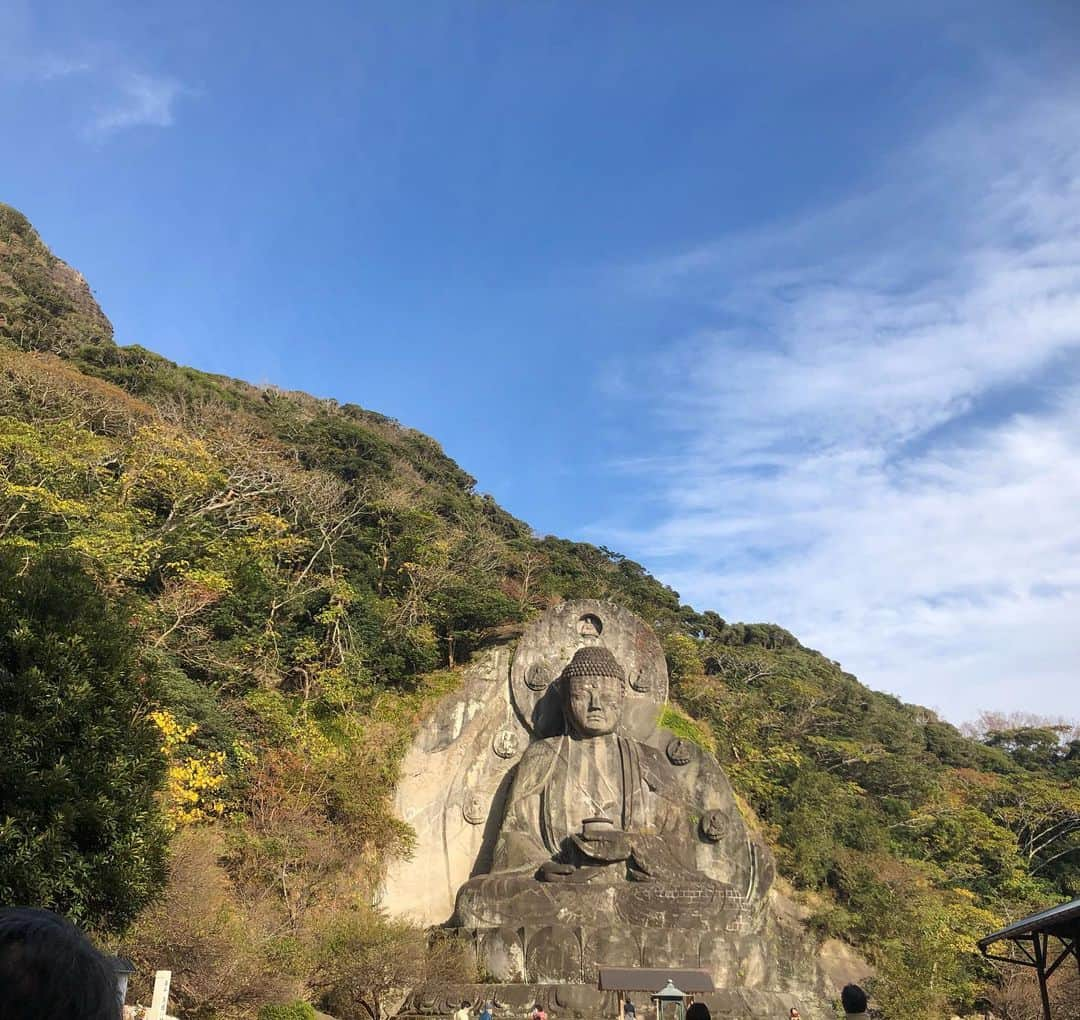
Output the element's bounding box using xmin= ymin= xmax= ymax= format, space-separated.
xmin=1 ymin=202 xmax=1077 ymax=1018
xmin=0 ymin=548 xmax=167 ymax=929
xmin=665 ymin=638 xmax=1079 ymax=1016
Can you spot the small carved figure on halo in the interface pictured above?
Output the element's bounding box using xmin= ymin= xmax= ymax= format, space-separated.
xmin=666 ymin=736 xmax=693 ymax=765
xmin=524 ymin=663 xmax=550 ymax=691
xmin=578 ymin=613 xmax=602 ymax=638
xmin=462 ymin=792 xmax=486 ymax=825
xmin=492 ymin=728 xmax=519 ymax=759
xmin=700 ymin=809 xmax=728 ymax=842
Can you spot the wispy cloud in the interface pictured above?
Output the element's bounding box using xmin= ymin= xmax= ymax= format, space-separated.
xmin=32 ymin=54 xmax=95 ymax=81
xmin=601 ymin=77 xmax=1080 ymax=722
xmin=85 ymin=71 xmax=187 ymax=139
xmin=0 ymin=22 xmax=188 ymax=141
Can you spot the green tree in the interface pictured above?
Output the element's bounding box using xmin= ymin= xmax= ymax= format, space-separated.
xmin=310 ymin=910 xmax=430 ymax=1020
xmin=0 ymin=548 xmax=168 ymax=930
xmin=311 ymin=909 xmax=476 ymax=1020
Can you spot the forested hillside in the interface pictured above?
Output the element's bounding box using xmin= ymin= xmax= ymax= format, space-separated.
xmin=1 ymin=203 xmax=1077 ymax=1020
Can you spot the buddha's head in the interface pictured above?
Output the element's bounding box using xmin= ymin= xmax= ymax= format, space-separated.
xmin=560 ymin=646 xmax=625 ymax=737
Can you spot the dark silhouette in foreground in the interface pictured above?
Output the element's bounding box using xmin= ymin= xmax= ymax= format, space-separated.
xmin=0 ymin=908 xmax=119 ymax=1020
xmin=841 ymin=983 xmax=869 ymax=1018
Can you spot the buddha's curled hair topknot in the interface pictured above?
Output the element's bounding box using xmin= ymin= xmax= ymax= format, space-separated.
xmin=560 ymin=646 xmax=625 ymax=682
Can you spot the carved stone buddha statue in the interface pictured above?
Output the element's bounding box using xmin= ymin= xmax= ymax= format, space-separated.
xmin=454 ymin=645 xmax=748 ymax=931
xmin=384 ymin=601 xmax=849 ymax=1018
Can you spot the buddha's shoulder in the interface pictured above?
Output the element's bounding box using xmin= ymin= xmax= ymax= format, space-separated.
xmin=519 ymin=734 xmax=564 ymax=762
xmin=627 ymin=736 xmax=676 ymax=778
xmin=509 ymin=735 xmax=566 ymax=794
xmin=522 ymin=734 xmax=565 ymax=756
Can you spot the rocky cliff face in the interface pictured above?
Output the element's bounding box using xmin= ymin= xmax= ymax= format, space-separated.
xmin=0 ymin=205 xmax=114 ymax=354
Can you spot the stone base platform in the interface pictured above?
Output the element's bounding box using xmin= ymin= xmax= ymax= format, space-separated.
xmin=397 ymin=984 xmax=835 ymax=1020
xmin=446 ymin=922 xmax=820 ymax=990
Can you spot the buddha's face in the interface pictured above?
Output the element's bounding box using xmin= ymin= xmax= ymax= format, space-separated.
xmin=566 ymin=673 xmax=623 ymax=736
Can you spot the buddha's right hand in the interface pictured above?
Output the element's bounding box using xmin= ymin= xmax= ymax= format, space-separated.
xmin=538 ymin=860 xmax=575 ymax=882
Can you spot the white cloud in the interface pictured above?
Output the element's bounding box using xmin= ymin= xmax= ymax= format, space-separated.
xmin=85 ymin=71 xmax=186 ymax=139
xmin=32 ymin=54 xmax=95 ymax=80
xmin=0 ymin=18 xmax=188 ymax=141
xmin=601 ymin=79 xmax=1080 ymax=723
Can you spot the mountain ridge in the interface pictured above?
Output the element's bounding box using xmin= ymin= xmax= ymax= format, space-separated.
xmin=1 ymin=202 xmax=1076 ymax=1020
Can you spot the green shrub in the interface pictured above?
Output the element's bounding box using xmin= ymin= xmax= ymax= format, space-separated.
xmin=258 ymin=1001 xmax=317 ymax=1020
xmin=658 ymin=705 xmax=714 ymax=752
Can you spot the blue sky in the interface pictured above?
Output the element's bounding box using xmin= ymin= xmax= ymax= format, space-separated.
xmin=2 ymin=1 xmax=1079 ymax=723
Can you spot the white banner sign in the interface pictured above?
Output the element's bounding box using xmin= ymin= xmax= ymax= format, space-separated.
xmin=149 ymin=970 xmax=171 ymax=1020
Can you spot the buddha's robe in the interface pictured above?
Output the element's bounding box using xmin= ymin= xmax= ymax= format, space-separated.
xmin=453 ymin=731 xmax=734 ymax=929
xmin=492 ymin=731 xmax=688 ymax=872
